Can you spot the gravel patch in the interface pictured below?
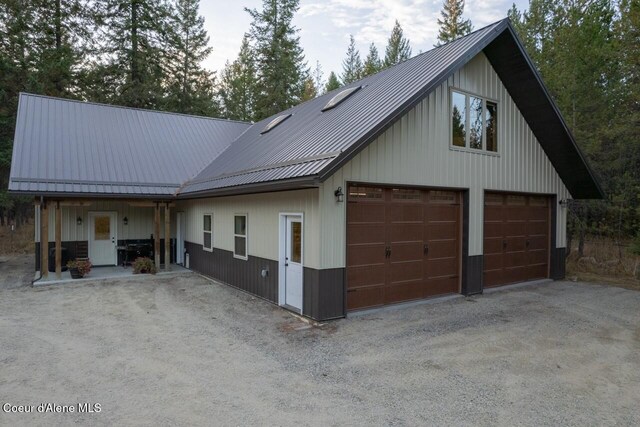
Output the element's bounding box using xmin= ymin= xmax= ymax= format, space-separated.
xmin=0 ymin=274 xmax=638 ymax=426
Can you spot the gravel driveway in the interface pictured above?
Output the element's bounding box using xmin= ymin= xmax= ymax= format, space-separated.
xmin=0 ymin=272 xmax=638 ymax=426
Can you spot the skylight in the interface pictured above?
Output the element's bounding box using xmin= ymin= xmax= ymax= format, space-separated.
xmin=322 ymin=86 xmax=362 ymax=112
xmin=260 ymin=114 xmax=292 ymax=134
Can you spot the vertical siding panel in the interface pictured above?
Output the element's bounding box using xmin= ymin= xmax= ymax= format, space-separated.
xmin=319 ymin=52 xmax=571 ymax=268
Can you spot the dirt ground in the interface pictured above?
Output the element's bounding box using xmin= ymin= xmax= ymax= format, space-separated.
xmin=0 ymin=255 xmax=34 ymax=290
xmin=0 ymin=269 xmax=639 ymax=426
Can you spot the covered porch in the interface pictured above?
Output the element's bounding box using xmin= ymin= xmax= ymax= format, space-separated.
xmin=36 ymin=198 xmax=187 ymax=281
xmin=34 ymin=263 xmax=192 ymax=285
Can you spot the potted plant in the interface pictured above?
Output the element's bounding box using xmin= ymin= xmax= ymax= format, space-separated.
xmin=133 ymin=257 xmax=157 ymax=275
xmin=67 ymin=259 xmax=92 ymax=279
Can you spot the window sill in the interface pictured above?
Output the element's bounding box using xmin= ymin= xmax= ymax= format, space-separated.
xmin=449 ymin=145 xmax=500 ymax=157
xmin=233 ymin=254 xmax=248 ymax=261
xmin=203 ymin=246 xmax=213 ymax=252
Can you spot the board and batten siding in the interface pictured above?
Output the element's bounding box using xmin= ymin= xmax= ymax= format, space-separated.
xmin=35 ymin=201 xmax=176 ymax=242
xmin=178 ymin=189 xmax=321 ymax=270
xmin=319 ymin=52 xmax=570 ymax=269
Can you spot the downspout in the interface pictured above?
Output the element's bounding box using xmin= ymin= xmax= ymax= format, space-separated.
xmin=31 ymin=196 xmax=44 ymax=285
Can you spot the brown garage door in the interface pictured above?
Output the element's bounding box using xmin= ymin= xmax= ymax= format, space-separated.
xmin=483 ymin=192 xmax=550 ymax=287
xmin=346 ymin=185 xmax=461 ymax=311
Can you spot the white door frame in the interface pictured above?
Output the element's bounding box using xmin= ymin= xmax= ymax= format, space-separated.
xmin=278 ymin=212 xmax=304 ymax=312
xmin=88 ymin=211 xmax=118 ymax=266
xmin=176 ymin=211 xmax=185 ymax=265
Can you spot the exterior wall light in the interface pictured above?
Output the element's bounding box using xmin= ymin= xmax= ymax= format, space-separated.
xmin=123 ymin=216 xmax=129 ymax=225
xmin=76 ymin=216 xmax=83 ymax=226
xmin=334 ymin=186 xmax=344 ymax=203
xmin=559 ymin=199 xmax=571 ymax=208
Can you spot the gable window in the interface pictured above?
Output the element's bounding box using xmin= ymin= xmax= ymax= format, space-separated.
xmin=234 ymin=214 xmax=248 ymax=260
xmin=203 ymin=214 xmax=213 ymax=251
xmin=451 ymin=89 xmax=498 ymax=152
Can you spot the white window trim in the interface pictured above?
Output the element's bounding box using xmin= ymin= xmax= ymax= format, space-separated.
xmin=203 ymin=213 xmax=213 ymax=252
xmin=233 ymin=213 xmax=248 ymax=260
xmin=449 ymin=87 xmax=500 ymax=157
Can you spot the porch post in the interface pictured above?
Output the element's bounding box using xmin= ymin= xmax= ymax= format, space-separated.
xmin=164 ymin=203 xmax=171 ymax=271
xmin=41 ymin=201 xmax=49 ymax=278
xmin=154 ymin=203 xmax=161 ymax=269
xmin=55 ymin=201 xmax=62 ymax=279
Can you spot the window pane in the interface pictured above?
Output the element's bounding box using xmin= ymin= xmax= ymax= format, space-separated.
xmin=486 ymin=101 xmax=497 ymax=152
xmin=290 ymin=222 xmax=301 ymax=263
xmin=392 ymin=188 xmax=422 ymax=201
xmin=94 ymin=216 xmax=110 ymax=240
xmin=203 ymin=232 xmax=211 ymax=249
xmin=234 ymin=216 xmax=246 ymax=235
xmin=452 ymin=91 xmax=466 ymax=147
xmin=234 ymin=236 xmax=246 ymax=257
xmin=348 ymin=186 xmax=383 ymax=200
xmin=469 ymin=96 xmax=483 ymax=149
xmin=203 ymin=215 xmax=211 ymax=232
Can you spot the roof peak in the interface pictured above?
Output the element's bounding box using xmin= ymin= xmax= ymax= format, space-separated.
xmin=18 ymin=92 xmax=252 ymax=126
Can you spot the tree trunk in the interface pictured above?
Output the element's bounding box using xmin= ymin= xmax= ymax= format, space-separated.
xmin=131 ymin=0 xmax=140 ymax=92
xmin=54 ymin=0 xmax=63 ymax=94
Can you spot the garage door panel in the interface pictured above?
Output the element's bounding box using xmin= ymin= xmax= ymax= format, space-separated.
xmin=425 ymin=277 xmax=458 ymax=296
xmin=347 ymin=265 xmax=386 ymax=288
xmin=389 ymin=224 xmax=423 ymax=242
xmin=347 ymin=244 xmax=386 ymax=266
xmin=426 ymin=205 xmax=459 ymax=220
xmin=427 ymin=239 xmax=457 ymax=258
xmin=388 ymin=204 xmax=423 ymax=221
xmin=484 ymin=238 xmax=503 ymax=254
xmin=426 ymin=222 xmax=458 ymax=240
xmin=528 ymin=249 xmax=548 ymax=265
xmin=484 ymin=192 xmax=550 ymax=288
xmin=484 ymin=253 xmax=503 ymax=270
xmin=390 ymin=260 xmax=423 ymax=282
xmin=505 ymin=237 xmax=526 ymax=252
xmin=484 ymin=205 xmax=504 ymax=221
xmin=503 ymin=222 xmax=526 ymax=237
xmin=347 ymin=224 xmax=386 ymax=245
xmin=506 ymin=207 xmax=528 ymax=220
xmin=391 ymin=242 xmax=423 ymax=260
xmin=347 ymin=286 xmax=384 ymax=310
xmin=527 ymin=264 xmax=547 ymax=280
xmin=347 ymin=203 xmax=385 ymax=223
xmin=528 ymin=221 xmax=549 ymax=236
xmin=385 ymin=281 xmax=423 ymax=304
xmin=484 ymin=222 xmax=502 ymax=238
xmin=426 ymin=257 xmax=458 ymax=278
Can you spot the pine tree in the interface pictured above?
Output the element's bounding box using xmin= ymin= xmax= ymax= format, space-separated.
xmin=341 ymin=35 xmax=363 ymax=84
xmin=383 ymin=20 xmax=412 ymax=67
xmin=436 ymin=0 xmax=473 ymax=46
xmin=363 ymin=43 xmax=382 ymax=76
xmin=311 ymin=60 xmax=324 ymax=94
xmin=325 ymin=71 xmax=341 ymax=92
xmin=246 ymin=0 xmax=308 ymax=120
xmin=163 ymin=0 xmax=218 ymax=116
xmin=94 ymin=0 xmax=170 ymax=108
xmin=301 ymin=76 xmax=317 ymax=101
xmin=218 ymin=35 xmax=257 ymax=122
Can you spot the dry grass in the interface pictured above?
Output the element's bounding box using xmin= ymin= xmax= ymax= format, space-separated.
xmin=0 ymin=222 xmax=35 ymax=255
xmin=566 ymin=237 xmax=640 ymax=291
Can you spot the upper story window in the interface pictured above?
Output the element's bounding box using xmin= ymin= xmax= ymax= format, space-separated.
xmin=451 ymin=89 xmax=497 ymax=153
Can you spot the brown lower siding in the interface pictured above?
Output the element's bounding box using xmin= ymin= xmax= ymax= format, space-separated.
xmin=185 ymin=241 xmax=346 ymax=321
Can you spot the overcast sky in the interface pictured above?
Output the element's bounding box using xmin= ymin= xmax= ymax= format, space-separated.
xmin=199 ymin=0 xmax=529 ymax=83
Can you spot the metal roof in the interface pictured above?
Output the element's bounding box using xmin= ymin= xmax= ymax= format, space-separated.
xmin=9 ymin=19 xmax=603 ymax=199
xmin=8 ymin=94 xmax=250 ymax=197
xmin=181 ymin=21 xmax=509 ymax=195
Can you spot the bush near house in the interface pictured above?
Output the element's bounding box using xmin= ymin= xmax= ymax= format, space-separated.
xmin=133 ymin=257 xmax=157 ymax=275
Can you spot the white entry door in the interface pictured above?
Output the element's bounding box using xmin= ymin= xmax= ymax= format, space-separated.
xmin=284 ymin=215 xmax=303 ymax=312
xmin=176 ymin=212 xmax=185 ymax=264
xmin=89 ymin=212 xmax=117 ymax=266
